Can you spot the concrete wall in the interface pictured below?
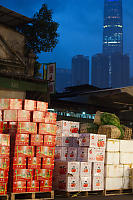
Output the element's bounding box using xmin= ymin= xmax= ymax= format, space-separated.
xmin=0 ymin=89 xmax=26 ymax=99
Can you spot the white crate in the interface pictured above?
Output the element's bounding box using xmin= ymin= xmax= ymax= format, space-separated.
xmin=106 ymin=139 xmax=120 ymax=152
xmin=105 ymin=152 xmax=119 ymax=165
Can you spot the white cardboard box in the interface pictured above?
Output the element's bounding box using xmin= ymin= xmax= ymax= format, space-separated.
xmin=80 ymin=162 xmax=92 ymax=177
xmin=122 ymin=176 xmax=131 ymax=189
xmin=55 ymin=137 xmax=72 ymax=147
xmin=123 ymin=164 xmax=133 ymax=177
xmin=120 ymin=152 xmax=133 ymax=164
xmin=92 ymin=176 xmax=104 ymax=191
xmin=105 ymin=164 xmax=124 ymax=177
xmin=67 ymin=147 xmax=78 ymax=161
xmin=80 ymin=177 xmax=91 ymax=191
xmin=106 ymin=139 xmax=120 ymax=152
xmin=120 ymin=140 xmax=133 ymax=153
xmin=77 ymin=147 xmax=88 ymax=162
xmin=70 ymin=122 xmax=79 ymax=137
xmin=55 ymin=147 xmax=68 ymax=161
xmin=56 ymin=121 xmax=71 ymax=137
xmin=93 ymin=163 xmax=104 ymax=177
xmin=88 ymin=148 xmax=105 ymax=163
xmin=105 ymin=152 xmax=119 ymax=165
xmin=105 ymin=177 xmax=123 ymax=190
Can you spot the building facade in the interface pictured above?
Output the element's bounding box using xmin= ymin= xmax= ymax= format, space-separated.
xmin=72 ymin=55 xmax=89 ymax=86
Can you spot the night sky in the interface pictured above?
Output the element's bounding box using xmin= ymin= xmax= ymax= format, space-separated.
xmin=1 ymin=0 xmax=133 ymax=78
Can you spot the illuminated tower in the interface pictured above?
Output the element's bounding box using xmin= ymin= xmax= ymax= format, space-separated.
xmin=103 ymin=0 xmax=123 ymax=55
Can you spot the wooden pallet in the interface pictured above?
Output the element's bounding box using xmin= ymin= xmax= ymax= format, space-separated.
xmin=103 ymin=189 xmax=132 ymax=196
xmin=0 ymin=194 xmax=9 ymax=200
xmin=10 ymin=191 xmax=54 ymax=200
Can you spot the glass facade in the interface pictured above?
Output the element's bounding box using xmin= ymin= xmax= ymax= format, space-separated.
xmin=103 ymin=0 xmax=123 ymax=55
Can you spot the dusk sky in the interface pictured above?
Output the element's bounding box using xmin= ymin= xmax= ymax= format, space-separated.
xmin=1 ymin=0 xmax=133 ymax=77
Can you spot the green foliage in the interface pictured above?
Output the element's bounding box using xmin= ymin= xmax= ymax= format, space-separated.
xmin=33 ymin=59 xmax=42 ymax=78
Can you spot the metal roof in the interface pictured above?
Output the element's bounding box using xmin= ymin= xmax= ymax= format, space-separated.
xmin=0 ymin=5 xmax=32 ymax=28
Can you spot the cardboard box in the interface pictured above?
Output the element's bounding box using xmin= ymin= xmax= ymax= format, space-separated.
xmin=33 ymin=111 xmax=45 ymax=123
xmin=0 ymin=122 xmax=9 ymax=134
xmin=4 ymin=110 xmax=17 ymax=121
xmin=56 ymin=176 xmax=79 ymax=192
xmin=39 ymin=123 xmax=56 ymax=135
xmin=35 ymin=169 xmax=53 ymax=180
xmin=122 ymin=176 xmax=131 ymax=189
xmin=105 ymin=177 xmax=123 ymax=190
xmin=9 ymin=122 xmax=17 ymax=134
xmin=15 ymin=134 xmax=29 ymax=146
xmin=106 ymin=139 xmax=120 ymax=152
xmin=14 ymin=169 xmax=34 ymax=181
xmin=80 ymin=162 xmax=92 ymax=177
xmin=0 ymin=147 xmax=10 ymax=158
xmin=0 ymin=99 xmax=10 ymax=110
xmin=24 ymin=99 xmax=36 ymax=111
xmin=40 ymin=179 xmax=52 ymax=192
xmin=72 ymin=137 xmax=79 ymax=147
xmin=27 ymin=180 xmax=39 ymax=192
xmin=56 ymin=121 xmax=70 ymax=137
xmin=105 ymin=164 xmax=123 ymax=178
xmin=31 ymin=135 xmax=43 ymax=146
xmin=28 ymin=157 xmax=41 ymax=169
xmin=120 ymin=140 xmax=133 ymax=152
xmin=123 ymin=164 xmax=133 ymax=177
xmin=17 ymin=110 xmax=30 ymax=122
xmin=105 ymin=152 xmax=119 ymax=165
xmin=0 ymin=111 xmax=2 ymax=121
xmin=0 ymin=170 xmax=8 ymax=182
xmin=0 ymin=182 xmax=7 ymax=195
xmin=44 ymin=135 xmax=56 ymax=147
xmin=37 ymin=101 xmax=48 ymax=112
xmin=80 ymin=177 xmax=91 ymax=191
xmin=17 ymin=122 xmax=37 ymax=134
xmin=10 ymin=99 xmax=22 ymax=110
xmin=55 ymin=147 xmax=68 ymax=161
xmin=92 ymin=176 xmax=104 ymax=191
xmin=120 ymin=152 xmax=133 ymax=164
xmin=55 ymin=137 xmax=72 ymax=147
xmin=77 ymin=147 xmax=88 ymax=162
xmin=36 ymin=146 xmax=55 ymax=158
xmin=42 ymin=157 xmax=54 ymax=169
xmin=0 ymin=134 xmax=10 ymax=146
xmin=70 ymin=122 xmax=79 ymax=137
xmin=45 ymin=112 xmax=57 ymax=124
xmin=88 ymin=148 xmax=96 ymax=162
xmin=0 ymin=158 xmax=9 ymax=170
xmin=13 ymin=181 xmax=26 ymax=193
xmin=67 ymin=147 xmax=77 ymax=161
xmin=13 ymin=157 xmax=26 ymax=169
xmin=14 ymin=146 xmax=34 ymax=157
xmin=93 ymin=163 xmax=104 ymax=177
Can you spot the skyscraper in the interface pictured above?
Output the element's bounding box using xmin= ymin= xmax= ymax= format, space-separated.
xmin=103 ymin=0 xmax=123 ymax=55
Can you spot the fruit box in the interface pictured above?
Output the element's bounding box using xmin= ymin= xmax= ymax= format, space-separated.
xmin=55 ymin=137 xmax=72 ymax=147
xmin=92 ymin=176 xmax=104 ymax=191
xmin=70 ymin=122 xmax=79 ymax=137
xmin=13 ymin=181 xmax=26 ymax=193
xmin=24 ymin=99 xmax=36 ymax=111
xmin=17 ymin=110 xmax=30 ymax=122
xmin=0 ymin=134 xmax=10 ymax=146
xmin=0 ymin=99 xmax=10 ymax=110
xmin=14 ymin=169 xmax=34 ymax=181
xmin=0 ymin=169 xmax=8 ymax=182
xmin=13 ymin=157 xmax=26 ymax=169
xmin=36 ymin=146 xmax=55 ymax=158
xmin=80 ymin=177 xmax=91 ymax=191
xmin=40 ymin=179 xmax=52 ymax=192
xmin=14 ymin=146 xmax=34 ymax=157
xmin=72 ymin=137 xmax=79 ymax=147
xmin=56 ymin=121 xmax=70 ymax=137
xmin=88 ymin=148 xmax=96 ymax=162
xmin=92 ymin=163 xmax=104 ymax=177
xmin=55 ymin=147 xmax=68 ymax=161
xmin=44 ymin=135 xmax=56 ymax=147
xmin=27 ymin=180 xmax=39 ymax=192
xmin=15 ymin=134 xmax=29 ymax=146
xmin=67 ymin=147 xmax=77 ymax=161
xmin=56 ymin=176 xmax=79 ymax=192
xmin=33 ymin=111 xmax=45 ymax=123
xmin=10 ymin=99 xmax=22 ymax=110
xmin=17 ymin=122 xmax=37 ymax=134
xmin=44 ymin=112 xmax=57 ymax=124
xmin=36 ymin=101 xmax=48 ymax=112
xmin=77 ymin=147 xmax=88 ymax=162
xmin=28 ymin=157 xmax=41 ymax=169
xmin=42 ymin=157 xmax=54 ymax=169
xmin=4 ymin=110 xmax=17 ymax=121
xmin=30 ymin=135 xmax=43 ymax=146
xmin=39 ymin=123 xmax=56 ymax=135
xmin=88 ymin=148 xmax=105 ymax=162
xmin=0 ymin=158 xmax=9 ymax=170
xmin=0 ymin=146 xmax=10 ymax=158
xmin=0 ymin=182 xmax=7 ymax=195
xmin=0 ymin=122 xmax=8 ymax=134
xmin=80 ymin=162 xmax=92 ymax=177
xmin=35 ymin=169 xmax=53 ymax=180
xmin=9 ymin=122 xmax=17 ymax=134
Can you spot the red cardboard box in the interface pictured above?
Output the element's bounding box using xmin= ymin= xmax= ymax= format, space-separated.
xmin=33 ymin=111 xmax=45 ymax=123
xmin=0 ymin=158 xmax=9 ymax=170
xmin=4 ymin=110 xmax=17 ymax=121
xmin=0 ymin=182 xmax=7 ymax=195
xmin=0 ymin=99 xmax=10 ymax=110
xmin=17 ymin=122 xmax=37 ymax=134
xmin=35 ymin=169 xmax=53 ymax=180
xmin=0 ymin=169 xmax=8 ymax=182
xmin=36 ymin=146 xmax=55 ymax=158
xmin=42 ymin=158 xmax=54 ymax=169
xmin=10 ymin=99 xmax=22 ymax=110
xmin=18 ymin=110 xmax=30 ymax=122
xmin=44 ymin=135 xmax=56 ymax=147
xmin=14 ymin=146 xmax=34 ymax=157
xmin=13 ymin=181 xmax=26 ymax=193
xmin=28 ymin=157 xmax=41 ymax=169
xmin=27 ymin=180 xmax=39 ymax=192
xmin=44 ymin=112 xmax=57 ymax=124
xmin=39 ymin=123 xmax=56 ymax=135
xmin=30 ymin=135 xmax=43 ymax=146
xmin=40 ymin=179 xmax=52 ymax=192
xmin=0 ymin=134 xmax=10 ymax=146
xmin=24 ymin=99 xmax=36 ymax=111
xmin=37 ymin=101 xmax=48 ymax=112
xmin=9 ymin=122 xmax=17 ymax=134
xmin=0 ymin=146 xmax=10 ymax=158
xmin=0 ymin=122 xmax=9 ymax=134
xmin=15 ymin=134 xmax=29 ymax=146
xmin=14 ymin=169 xmax=34 ymax=181
xmin=13 ymin=157 xmax=26 ymax=169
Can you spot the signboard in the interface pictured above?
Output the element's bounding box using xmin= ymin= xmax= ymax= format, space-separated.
xmin=47 ymin=63 xmax=56 ymax=82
